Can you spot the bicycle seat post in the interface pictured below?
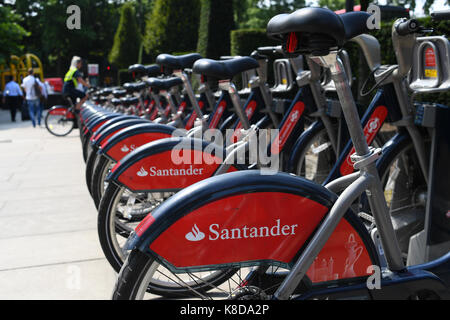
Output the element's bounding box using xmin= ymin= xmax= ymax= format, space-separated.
xmin=218 ymin=80 xmax=251 ymax=130
xmin=173 ymin=70 xmax=205 ymax=124
xmin=150 ymin=91 xmax=167 ymax=122
xmin=160 ymin=90 xmax=178 ymax=115
xmin=305 ymin=56 xmax=339 ymax=155
xmin=252 ymin=63 xmax=280 ymax=127
xmin=312 ymin=51 xmax=405 ymax=272
xmin=197 ymin=76 xmax=216 ymax=112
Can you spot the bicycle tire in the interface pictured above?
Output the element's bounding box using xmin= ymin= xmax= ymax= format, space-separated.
xmin=91 ymin=155 xmax=114 ymax=209
xmin=45 ymin=111 xmax=75 ymax=137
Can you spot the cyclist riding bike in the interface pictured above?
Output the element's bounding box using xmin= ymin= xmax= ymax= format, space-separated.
xmin=63 ymin=56 xmax=92 ymax=110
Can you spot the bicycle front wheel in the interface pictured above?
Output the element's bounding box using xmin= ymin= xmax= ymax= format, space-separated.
xmin=45 ymin=111 xmax=75 ymax=137
xmin=113 ymin=249 xmax=255 ymax=300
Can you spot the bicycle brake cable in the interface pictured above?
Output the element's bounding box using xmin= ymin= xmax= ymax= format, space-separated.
xmin=359 ymin=65 xmax=397 ymax=97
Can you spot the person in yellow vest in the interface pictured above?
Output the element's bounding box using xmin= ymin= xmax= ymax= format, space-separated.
xmin=62 ymin=56 xmax=91 ymax=110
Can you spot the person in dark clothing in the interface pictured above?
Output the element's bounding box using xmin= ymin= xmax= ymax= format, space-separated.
xmin=3 ymin=76 xmax=23 ymax=122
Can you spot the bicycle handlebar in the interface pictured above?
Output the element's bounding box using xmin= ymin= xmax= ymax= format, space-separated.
xmin=395 ymin=9 xmax=450 ymax=36
xmin=431 ymin=9 xmax=450 ymax=21
xmin=395 ymin=18 xmax=420 ymax=36
xmin=251 ymin=46 xmax=284 ymax=59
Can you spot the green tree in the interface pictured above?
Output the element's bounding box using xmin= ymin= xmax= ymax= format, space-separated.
xmin=318 ymin=0 xmax=345 ymax=11
xmin=12 ymin=0 xmax=123 ymax=76
xmin=234 ymin=0 xmax=306 ymax=29
xmin=109 ymin=1 xmax=142 ymax=69
xmin=0 ymin=5 xmax=29 ymax=64
xmin=143 ymin=0 xmax=201 ymax=59
xmin=197 ymin=0 xmax=235 ymax=59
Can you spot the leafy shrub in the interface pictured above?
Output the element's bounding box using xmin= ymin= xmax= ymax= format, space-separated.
xmin=144 ymin=0 xmax=201 ymax=60
xmin=108 ymin=2 xmax=142 ymax=69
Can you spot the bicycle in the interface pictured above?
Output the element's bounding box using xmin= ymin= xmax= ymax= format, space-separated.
xmin=45 ymin=95 xmax=78 ymax=137
xmin=111 ymin=8 xmax=450 ymax=300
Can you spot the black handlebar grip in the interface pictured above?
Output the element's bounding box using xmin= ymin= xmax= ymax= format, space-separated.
xmin=431 ymin=10 xmax=450 ymax=21
xmin=396 ymin=19 xmax=420 ymax=36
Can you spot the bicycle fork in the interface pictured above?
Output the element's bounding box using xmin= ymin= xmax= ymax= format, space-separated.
xmin=273 ymin=52 xmax=406 ymax=300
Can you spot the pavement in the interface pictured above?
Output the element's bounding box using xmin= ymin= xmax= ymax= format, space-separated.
xmin=0 ymin=109 xmax=117 ymax=299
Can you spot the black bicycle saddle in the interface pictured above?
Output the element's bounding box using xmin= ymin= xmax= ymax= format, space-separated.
xmin=128 ymin=64 xmax=147 ymax=75
xmin=123 ymin=83 xmax=135 ymax=94
xmin=132 ymin=82 xmax=147 ymax=92
xmin=145 ymin=64 xmax=162 ymax=77
xmin=192 ymin=56 xmax=259 ymax=80
xmin=121 ymin=96 xmax=139 ymax=107
xmin=145 ymin=77 xmax=183 ymax=91
xmin=267 ymin=7 xmax=371 ymax=55
xmin=111 ymin=98 xmax=122 ymax=106
xmin=99 ymin=87 xmax=114 ymax=96
xmin=156 ymin=53 xmax=203 ymax=70
xmin=112 ymin=89 xmax=127 ymax=98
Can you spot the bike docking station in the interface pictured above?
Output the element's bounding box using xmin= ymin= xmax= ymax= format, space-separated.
xmin=37 ymin=6 xmax=450 ymax=304
xmin=408 ymin=34 xmax=450 ymax=266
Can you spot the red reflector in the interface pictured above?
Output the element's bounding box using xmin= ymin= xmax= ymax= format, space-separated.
xmin=287 ymin=32 xmax=298 ymax=53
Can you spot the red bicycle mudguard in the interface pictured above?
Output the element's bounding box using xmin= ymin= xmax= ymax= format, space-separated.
xmin=130 ymin=170 xmax=379 ymax=284
xmin=48 ymin=106 xmax=75 ymax=119
xmin=107 ymin=137 xmax=240 ymax=192
xmin=100 ymin=123 xmax=177 ymax=162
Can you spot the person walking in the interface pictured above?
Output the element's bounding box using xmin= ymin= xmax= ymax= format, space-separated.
xmin=21 ymin=69 xmax=42 ymax=127
xmin=63 ymin=56 xmax=91 ymax=110
xmin=2 ymin=76 xmax=23 ymax=122
xmin=36 ymin=77 xmax=48 ymax=124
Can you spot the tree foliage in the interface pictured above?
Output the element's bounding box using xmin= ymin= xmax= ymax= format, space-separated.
xmin=10 ymin=0 xmax=123 ymax=76
xmin=197 ymin=0 xmax=235 ymax=59
xmin=0 ymin=5 xmax=29 ymax=65
xmin=2 ymin=0 xmax=445 ymax=80
xmin=234 ymin=0 xmax=306 ymax=29
xmin=144 ymin=0 xmax=201 ymax=59
xmin=318 ymin=0 xmax=345 ymax=11
xmin=109 ymin=2 xmax=142 ymax=68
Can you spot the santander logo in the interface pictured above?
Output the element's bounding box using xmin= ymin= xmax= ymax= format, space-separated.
xmin=185 ymin=224 xmax=205 ymax=241
xmin=290 ymin=110 xmax=299 ymax=122
xmin=137 ymin=167 xmax=148 ymax=177
xmin=136 ymin=165 xmax=205 ymax=178
xmin=185 ymin=219 xmax=298 ymax=242
xmin=121 ymin=144 xmax=136 ymax=153
xmin=367 ymin=117 xmax=380 ymax=134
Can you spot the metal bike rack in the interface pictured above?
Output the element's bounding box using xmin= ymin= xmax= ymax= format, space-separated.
xmin=409 ymin=36 xmax=450 ymax=92
xmin=271 ymin=58 xmax=297 ymax=93
xmin=239 ymin=69 xmax=257 ymax=95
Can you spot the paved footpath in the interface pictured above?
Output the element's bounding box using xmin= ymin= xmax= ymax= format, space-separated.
xmin=0 ymin=110 xmax=117 ymax=299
